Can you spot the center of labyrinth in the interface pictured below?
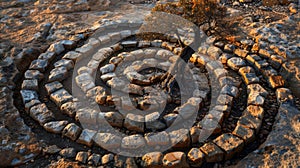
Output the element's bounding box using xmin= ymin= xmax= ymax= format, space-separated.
xmin=15 ymin=17 xmax=290 ymax=167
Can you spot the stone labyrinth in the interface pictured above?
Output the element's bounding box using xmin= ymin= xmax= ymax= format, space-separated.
xmin=13 ymin=12 xmax=296 ymax=167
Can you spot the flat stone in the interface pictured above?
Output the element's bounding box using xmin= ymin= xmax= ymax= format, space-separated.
xmin=199 ymin=142 xmax=224 ymax=162
xmin=232 ymin=124 xmax=255 ymax=144
xmin=268 ymin=75 xmax=285 ymax=88
xmin=59 ymin=148 xmax=76 ymax=158
xmin=75 ymin=43 xmax=93 ymax=54
xmin=227 ymin=57 xmax=246 ymax=71
xmin=219 ymin=76 xmax=241 ymax=87
xmin=62 ymin=51 xmax=82 ymax=62
xmin=206 ymin=110 xmax=225 ymax=124
xmin=94 ymin=133 xmax=122 ymax=149
xmin=101 ymin=153 xmax=114 ymax=165
xmin=207 ymin=46 xmax=223 ymax=59
xmin=38 ymin=52 xmax=56 ymax=62
xmin=220 ymin=85 xmax=239 ymax=98
xmin=187 ymin=148 xmax=205 ymax=167
xmin=77 ymin=129 xmax=96 ymax=147
xmin=43 ymin=145 xmax=61 ymax=154
xmin=145 ymin=131 xmax=170 ymax=146
xmin=276 ymin=88 xmax=294 ymax=104
xmin=163 ymin=152 xmax=189 ymax=168
xmin=104 ymin=111 xmax=124 ymax=127
xmin=21 ymin=79 xmax=38 ymax=91
xmin=77 ymin=66 xmax=93 ymax=75
xmin=62 ymin=123 xmax=82 ymax=141
xmin=43 ymin=120 xmax=68 ymax=134
xmin=175 ymin=101 xmax=199 ymax=120
xmin=60 ymin=102 xmax=80 ymax=117
xmin=54 ymin=59 xmax=74 ymax=70
xmin=261 ymin=66 xmax=278 ymax=77
xmin=141 ymin=152 xmax=163 ymax=168
xmin=254 ymin=60 xmax=269 ymax=70
xmin=86 ymin=86 xmax=105 ymax=99
xmin=238 ymin=66 xmax=255 ymax=76
xmin=121 ymin=41 xmax=138 ymax=48
xmin=246 ymin=105 xmax=264 ymax=119
xmin=121 ymin=134 xmax=146 ymax=149
xmin=124 ymin=113 xmax=144 ymax=132
xmin=217 ymin=94 xmax=233 ymax=106
xmin=100 ymin=64 xmax=115 ymax=74
xmin=242 ymin=73 xmax=260 ymax=85
xmin=24 ymin=70 xmax=44 ymax=81
xmin=88 ymin=153 xmax=101 ymax=166
xmin=50 ymin=89 xmax=73 ymax=107
xmin=122 ymin=84 xmax=144 ymax=96
xmin=248 ymin=92 xmax=265 ymax=106
xmin=269 ymin=55 xmax=284 ymax=69
xmin=247 ymin=84 xmax=268 ymax=98
xmin=213 ymin=133 xmax=244 ymax=160
xmin=237 ymin=113 xmax=262 ymax=133
xmin=259 ymin=49 xmax=272 ymax=58
xmin=30 ymin=103 xmax=54 ymax=125
xmin=234 ymin=48 xmax=248 ymax=58
xmin=224 ymin=44 xmax=235 ymax=53
xmin=219 ymin=53 xmax=233 ymax=64
xmin=213 ymin=105 xmax=231 ymax=117
xmin=163 ymin=113 xmax=182 ymax=127
xmin=29 ymin=59 xmax=48 ymax=72
xmin=246 ymin=54 xmax=262 ymax=65
xmin=24 ymin=99 xmax=41 ymax=113
xmin=169 ymin=128 xmax=190 ymax=148
xmin=145 ymin=112 xmax=166 ymax=130
xmin=206 ymin=61 xmax=223 ymax=71
xmin=48 ymin=42 xmax=65 ymax=55
xmin=45 ymin=81 xmax=63 ymax=95
xmin=19 ymin=87 xmax=38 ymax=104
xmin=60 ymin=40 xmax=76 ymax=49
xmin=75 ymin=73 xmax=93 ymax=87
xmin=48 ymin=66 xmax=68 ymax=82
xmin=75 ymin=151 xmax=88 ymax=164
xmin=76 ymin=109 xmax=98 ymax=125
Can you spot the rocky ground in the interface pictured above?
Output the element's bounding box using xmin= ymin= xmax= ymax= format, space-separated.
xmin=0 ymin=0 xmax=299 ymax=168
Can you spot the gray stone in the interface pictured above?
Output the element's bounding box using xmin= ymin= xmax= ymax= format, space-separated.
xmin=187 ymin=148 xmax=205 ymax=167
xmin=237 ymin=113 xmax=262 ymax=133
xmin=76 ymin=109 xmax=98 ymax=125
xmin=50 ymin=89 xmax=73 ymax=107
xmin=20 ymin=90 xmax=38 ymax=104
xmin=163 ymin=113 xmax=182 ymax=127
xmin=227 ymin=57 xmax=246 ymax=71
xmin=54 ymin=59 xmax=74 ymax=70
xmin=246 ymin=54 xmax=262 ymax=65
xmin=75 ymin=151 xmax=88 ymax=164
xmin=207 ymin=46 xmax=223 ymax=59
xmin=121 ymin=134 xmax=146 ymax=149
xmin=169 ymin=129 xmax=190 ymax=148
xmin=43 ymin=145 xmax=61 ymax=154
xmin=220 ymin=85 xmax=239 ymax=98
xmin=238 ymin=66 xmax=255 ymax=76
xmin=29 ymin=59 xmax=48 ymax=72
xmin=38 ymin=52 xmax=56 ymax=62
xmin=60 ymin=40 xmax=76 ymax=49
xmin=219 ymin=76 xmax=241 ymax=87
xmin=75 ymin=43 xmax=93 ymax=54
xmin=276 ymin=88 xmax=293 ymax=104
xmin=86 ymin=86 xmax=105 ymax=99
xmin=24 ymin=99 xmax=41 ymax=113
xmin=269 ymin=55 xmax=284 ymax=69
xmin=60 ymin=102 xmax=79 ymax=117
xmin=63 ymin=51 xmax=82 ymax=62
xmin=214 ymin=68 xmax=228 ymax=79
xmin=62 ymin=123 xmax=82 ymax=141
xmin=213 ymin=133 xmax=244 ymax=160
xmin=217 ymin=94 xmax=233 ymax=106
xmin=259 ymin=49 xmax=272 ymax=58
xmin=21 ymin=79 xmax=38 ymax=91
xmin=101 ymin=153 xmax=114 ymax=164
xmin=219 ymin=53 xmax=233 ymax=64
xmin=248 ymin=92 xmax=265 ymax=106
xmin=254 ymin=60 xmax=269 ymax=70
xmin=88 ymin=153 xmax=101 ymax=166
xmin=199 ymin=142 xmax=224 ymax=162
xmin=94 ymin=133 xmax=122 ymax=149
xmin=206 ymin=61 xmax=223 ymax=71
xmin=30 ymin=103 xmax=54 ymax=125
xmin=145 ymin=131 xmax=170 ymax=146
xmin=95 ymin=94 xmax=107 ymax=105
xmin=234 ymin=48 xmax=248 ymax=58
xmin=232 ymin=124 xmax=255 ymax=144
xmin=45 ymin=81 xmax=63 ymax=95
xmin=100 ymin=64 xmax=115 ymax=74
xmin=246 ymin=105 xmax=264 ymax=119
xmin=224 ymin=44 xmax=235 ymax=53
xmin=104 ymin=111 xmax=124 ymax=128
xmin=141 ymin=152 xmax=163 ymax=168
xmin=43 ymin=120 xmax=68 ymax=134
xmin=24 ymin=70 xmax=44 ymax=81
xmin=48 ymin=66 xmax=68 ymax=82
xmin=48 ymin=42 xmax=65 ymax=55
xmin=59 ymin=148 xmax=76 ymax=158
xmin=121 ymin=41 xmax=137 ymax=48
xmin=145 ymin=112 xmax=166 ymax=130
xmin=242 ymin=73 xmax=260 ymax=85
xmin=247 ymin=84 xmax=268 ymax=98
xmin=162 ymin=152 xmax=189 ymax=168
xmin=77 ymin=66 xmax=93 ymax=75
xmin=77 ymin=129 xmax=96 ymax=147
xmin=124 ymin=113 xmax=144 ymax=132
xmin=101 ymin=73 xmax=116 ymax=82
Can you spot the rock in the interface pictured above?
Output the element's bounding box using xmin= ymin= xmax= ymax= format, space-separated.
xmin=24 ymin=70 xmax=44 ymax=81
xmin=95 ymin=94 xmax=107 ymax=105
xmin=246 ymin=54 xmax=262 ymax=65
xmin=234 ymin=48 xmax=248 ymax=58
xmin=62 ymin=123 xmax=82 ymax=141
xmin=43 ymin=120 xmax=68 ymax=134
xmin=77 ymin=66 xmax=93 ymax=75
xmin=224 ymin=44 xmax=235 ymax=53
xmin=190 ymin=126 xmax=201 ymax=144
xmin=237 ymin=113 xmax=262 ymax=133
xmin=94 ymin=133 xmax=122 ymax=149
xmin=213 ymin=68 xmax=228 ymax=79
xmin=124 ymin=114 xmax=144 ymax=132
xmin=227 ymin=57 xmax=246 ymax=71
xmin=246 ymin=105 xmax=264 ymax=119
xmin=121 ymin=41 xmax=138 ymax=48
xmin=187 ymin=148 xmax=205 ymax=167
xmin=276 ymin=88 xmax=294 ymax=104
xmin=163 ymin=113 xmax=181 ymax=127
xmin=124 ymin=157 xmax=138 ymax=168
xmin=220 ymin=85 xmax=239 ymax=98
xmin=121 ymin=134 xmax=146 ymax=149
xmin=219 ymin=53 xmax=233 ymax=64
xmin=59 ymin=148 xmax=76 ymax=158
xmin=104 ymin=111 xmax=124 ymax=127
xmin=77 ymin=129 xmax=96 ymax=147
xmin=254 ymin=60 xmax=269 ymax=70
xmin=30 ymin=103 xmax=54 ymax=125
xmin=29 ymin=59 xmax=48 ymax=72
xmin=88 ymin=153 xmax=101 ymax=166
xmin=232 ymin=124 xmax=255 ymax=144
xmin=63 ymin=51 xmax=82 ymax=62
xmin=207 ymin=46 xmax=223 ymax=60
xmin=238 ymin=66 xmax=255 ymax=76
xmin=289 ymin=3 xmax=297 ymax=14
xmin=45 ymin=81 xmax=63 ymax=95
xmin=21 ymin=79 xmax=38 ymax=91
xmin=169 ymin=129 xmax=191 ymax=148
xmin=60 ymin=40 xmax=76 ymax=49
xmin=142 ymin=152 xmax=163 ymax=168
xmin=242 ymin=73 xmax=260 ymax=85
xmin=76 ymin=109 xmax=98 ymax=125
xmin=259 ymin=49 xmax=272 ymax=58
xmin=75 ymin=151 xmax=88 ymax=164
xmin=219 ymin=76 xmax=241 ymax=87
xmin=102 ymin=153 xmax=114 ymax=165
xmin=145 ymin=131 xmax=170 ymax=146
xmin=213 ymin=133 xmax=244 ymax=160
xmin=145 ymin=112 xmax=166 ymax=130
xmin=123 ymin=84 xmax=144 ymax=95
xmin=50 ymin=89 xmax=73 ymax=107
xmin=38 ymin=52 xmax=56 ymax=62
xmin=248 ymin=92 xmax=265 ymax=106
xmin=267 ymin=75 xmax=285 ymax=88
xmin=24 ymin=99 xmax=41 ymax=113
xmin=43 ymin=145 xmax=61 ymax=154
xmin=162 ymin=152 xmax=189 ymax=168
xmin=86 ymin=86 xmax=105 ymax=99
xmin=217 ymin=94 xmax=233 ymax=106
xmin=100 ymin=64 xmax=115 ymax=74
xmin=16 ymin=81 xmax=29 ymax=96
xmin=101 ymin=73 xmax=116 ymax=82
xmin=269 ymin=55 xmax=284 ymax=69
xmin=48 ymin=67 xmax=68 ymax=82
xmin=60 ymin=102 xmax=79 ymax=117
xmin=199 ymin=142 xmax=224 ymax=162
xmin=48 ymin=42 xmax=65 ymax=55
xmin=54 ymin=59 xmax=74 ymax=70
xmin=247 ymin=84 xmax=268 ymax=98
xmin=75 ymin=43 xmax=93 ymax=54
